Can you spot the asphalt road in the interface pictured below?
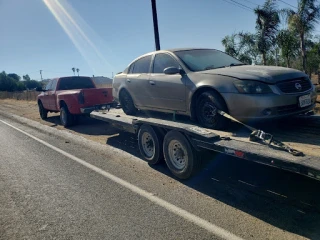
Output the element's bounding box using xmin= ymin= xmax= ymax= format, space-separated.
xmin=1 ymin=115 xmax=320 ymax=240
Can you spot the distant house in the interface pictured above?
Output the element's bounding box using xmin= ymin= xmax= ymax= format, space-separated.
xmin=91 ymin=76 xmax=113 ymax=88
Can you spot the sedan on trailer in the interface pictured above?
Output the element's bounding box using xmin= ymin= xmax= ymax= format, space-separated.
xmin=113 ymin=48 xmax=317 ymax=129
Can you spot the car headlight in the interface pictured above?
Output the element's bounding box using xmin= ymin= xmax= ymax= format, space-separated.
xmin=233 ymin=80 xmax=272 ymax=94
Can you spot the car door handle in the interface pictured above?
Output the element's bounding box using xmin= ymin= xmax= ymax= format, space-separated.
xmin=126 ymin=79 xmax=131 ymax=83
xmin=149 ymin=81 xmax=155 ymax=85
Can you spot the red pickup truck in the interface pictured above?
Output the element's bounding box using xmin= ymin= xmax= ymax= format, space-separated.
xmin=37 ymin=76 xmax=113 ymax=127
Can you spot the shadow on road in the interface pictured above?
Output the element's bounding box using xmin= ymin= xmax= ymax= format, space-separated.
xmin=107 ymin=131 xmax=320 ymax=240
xmin=43 ymin=111 xmax=320 ymax=238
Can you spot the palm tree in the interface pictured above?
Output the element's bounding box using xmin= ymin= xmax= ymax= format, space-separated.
xmin=76 ymin=68 xmax=79 ymax=76
xmin=254 ymin=0 xmax=280 ymax=65
xmin=282 ymin=0 xmax=320 ymax=73
xmin=276 ymin=29 xmax=299 ymax=68
xmin=72 ymin=67 xmax=75 ymax=76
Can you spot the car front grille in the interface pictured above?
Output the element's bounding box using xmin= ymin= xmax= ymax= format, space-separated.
xmin=277 ymin=78 xmax=312 ymax=93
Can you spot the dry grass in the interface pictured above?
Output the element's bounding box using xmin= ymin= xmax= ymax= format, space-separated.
xmin=0 ymin=99 xmax=118 ymax=145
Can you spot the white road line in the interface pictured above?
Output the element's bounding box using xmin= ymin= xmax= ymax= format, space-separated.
xmin=0 ymin=120 xmax=244 ymax=240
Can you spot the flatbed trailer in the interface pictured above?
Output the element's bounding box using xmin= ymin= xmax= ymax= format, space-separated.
xmin=90 ymin=108 xmax=320 ymax=180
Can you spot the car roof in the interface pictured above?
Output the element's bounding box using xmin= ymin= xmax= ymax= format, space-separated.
xmin=135 ymin=48 xmax=218 ymax=60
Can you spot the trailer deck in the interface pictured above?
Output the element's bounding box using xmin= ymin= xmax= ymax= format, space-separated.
xmin=91 ymin=109 xmax=320 ymax=180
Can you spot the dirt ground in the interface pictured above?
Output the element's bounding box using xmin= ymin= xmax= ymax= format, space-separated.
xmin=0 ymin=99 xmax=122 ymax=145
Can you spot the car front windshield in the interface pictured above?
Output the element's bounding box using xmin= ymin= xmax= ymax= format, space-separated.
xmin=174 ymin=49 xmax=244 ymax=72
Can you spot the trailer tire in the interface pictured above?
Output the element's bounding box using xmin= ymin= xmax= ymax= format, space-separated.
xmin=138 ymin=124 xmax=163 ymax=165
xmin=38 ymin=101 xmax=48 ymax=120
xmin=196 ymin=91 xmax=229 ymax=130
xmin=120 ymin=90 xmax=137 ymax=116
xmin=163 ymin=130 xmax=198 ymax=179
xmin=60 ymin=105 xmax=74 ymax=127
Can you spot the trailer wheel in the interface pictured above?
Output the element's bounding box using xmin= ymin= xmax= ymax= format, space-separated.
xmin=163 ymin=130 xmax=198 ymax=179
xmin=138 ymin=124 xmax=163 ymax=165
xmin=60 ymin=105 xmax=74 ymax=127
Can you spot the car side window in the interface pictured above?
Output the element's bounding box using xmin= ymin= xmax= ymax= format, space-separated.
xmin=132 ymin=55 xmax=152 ymax=74
xmin=51 ymin=79 xmax=58 ymax=90
xmin=152 ymin=53 xmax=180 ymax=74
xmin=45 ymin=80 xmax=52 ymax=91
xmin=128 ymin=63 xmax=135 ymax=74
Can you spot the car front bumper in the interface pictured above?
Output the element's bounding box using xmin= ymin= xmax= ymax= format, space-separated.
xmin=222 ymin=89 xmax=317 ymax=122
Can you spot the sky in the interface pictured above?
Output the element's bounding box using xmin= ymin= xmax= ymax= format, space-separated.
xmin=0 ymin=0 xmax=319 ymax=81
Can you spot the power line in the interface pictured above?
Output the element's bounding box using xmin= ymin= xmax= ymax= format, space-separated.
xmin=278 ymin=0 xmax=297 ymax=9
xmin=220 ymin=0 xmax=253 ymax=12
xmin=239 ymin=0 xmax=259 ymax=6
xmin=229 ymin=0 xmax=254 ymax=10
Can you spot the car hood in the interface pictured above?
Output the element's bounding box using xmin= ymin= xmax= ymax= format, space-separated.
xmin=200 ymin=65 xmax=307 ymax=83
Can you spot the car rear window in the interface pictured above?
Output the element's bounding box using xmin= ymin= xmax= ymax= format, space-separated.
xmin=131 ymin=55 xmax=152 ymax=73
xmin=57 ymin=77 xmax=95 ymax=90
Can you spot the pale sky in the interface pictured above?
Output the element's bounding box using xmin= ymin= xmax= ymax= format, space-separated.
xmin=0 ymin=0 xmax=319 ymax=80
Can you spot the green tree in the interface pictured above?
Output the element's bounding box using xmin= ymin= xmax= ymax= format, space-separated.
xmin=306 ymin=38 xmax=320 ymax=76
xmin=254 ymin=0 xmax=280 ymax=65
xmin=23 ymin=74 xmax=31 ymax=81
xmin=7 ymin=73 xmax=21 ymax=82
xmin=277 ymin=29 xmax=299 ymax=67
xmin=283 ymin=0 xmax=320 ymax=73
xmin=221 ymin=32 xmax=258 ymax=64
xmin=23 ymin=80 xmax=41 ymax=90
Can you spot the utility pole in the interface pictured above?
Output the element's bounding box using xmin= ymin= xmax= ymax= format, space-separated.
xmin=151 ymin=0 xmax=160 ymax=51
xmin=112 ymin=72 xmax=113 ymax=78
xmin=40 ymin=70 xmax=43 ymax=81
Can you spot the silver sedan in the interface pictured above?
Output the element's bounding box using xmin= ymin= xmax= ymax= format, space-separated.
xmin=113 ymin=48 xmax=317 ymax=129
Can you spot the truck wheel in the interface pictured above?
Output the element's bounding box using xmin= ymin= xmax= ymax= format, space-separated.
xmin=120 ymin=90 xmax=137 ymax=116
xmin=196 ymin=91 xmax=230 ymax=130
xmin=38 ymin=101 xmax=48 ymax=120
xmin=138 ymin=124 xmax=164 ymax=165
xmin=163 ymin=130 xmax=198 ymax=179
xmin=60 ymin=105 xmax=74 ymax=127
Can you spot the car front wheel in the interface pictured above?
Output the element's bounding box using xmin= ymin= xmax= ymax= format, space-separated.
xmin=196 ymin=91 xmax=229 ymax=130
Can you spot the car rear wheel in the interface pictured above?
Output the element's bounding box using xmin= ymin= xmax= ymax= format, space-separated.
xmin=120 ymin=90 xmax=137 ymax=116
xmin=196 ymin=91 xmax=229 ymax=130
xmin=38 ymin=101 xmax=48 ymax=120
xmin=60 ymin=105 xmax=74 ymax=127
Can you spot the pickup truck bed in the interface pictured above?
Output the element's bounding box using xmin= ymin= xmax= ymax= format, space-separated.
xmin=91 ymin=108 xmax=320 ymax=180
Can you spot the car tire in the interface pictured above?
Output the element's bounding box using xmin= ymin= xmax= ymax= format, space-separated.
xmin=38 ymin=101 xmax=48 ymax=120
xmin=138 ymin=124 xmax=164 ymax=165
xmin=163 ymin=130 xmax=198 ymax=179
xmin=120 ymin=90 xmax=137 ymax=116
xmin=196 ymin=91 xmax=230 ymax=130
xmin=60 ymin=105 xmax=74 ymax=127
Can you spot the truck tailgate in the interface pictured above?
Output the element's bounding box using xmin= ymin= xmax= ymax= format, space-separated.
xmin=81 ymin=88 xmax=113 ymax=106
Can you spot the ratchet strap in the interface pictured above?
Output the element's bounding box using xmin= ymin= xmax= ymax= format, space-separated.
xmin=217 ymin=110 xmax=304 ymax=156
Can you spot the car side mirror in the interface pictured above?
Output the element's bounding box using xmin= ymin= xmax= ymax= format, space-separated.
xmin=164 ymin=67 xmax=185 ymax=75
xmin=36 ymin=86 xmax=45 ymax=92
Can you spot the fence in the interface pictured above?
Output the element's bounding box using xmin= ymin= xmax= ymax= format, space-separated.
xmin=0 ymin=91 xmax=40 ymax=101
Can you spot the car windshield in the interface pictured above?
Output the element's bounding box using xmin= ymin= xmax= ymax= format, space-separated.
xmin=58 ymin=77 xmax=95 ymax=90
xmin=174 ymin=49 xmax=244 ymax=72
